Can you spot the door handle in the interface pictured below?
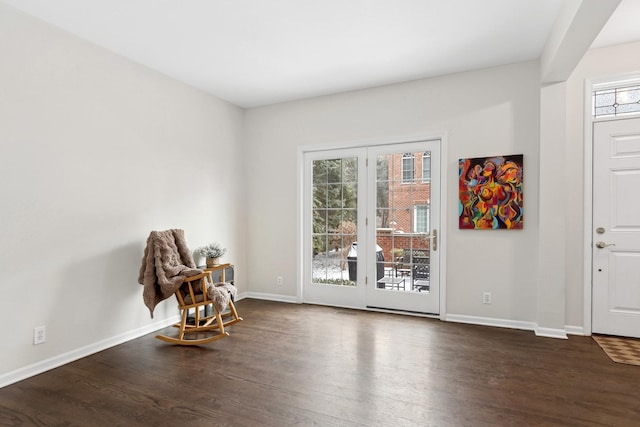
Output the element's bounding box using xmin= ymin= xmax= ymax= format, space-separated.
xmin=432 ymin=229 xmax=438 ymax=251
xmin=596 ymin=241 xmax=615 ymax=249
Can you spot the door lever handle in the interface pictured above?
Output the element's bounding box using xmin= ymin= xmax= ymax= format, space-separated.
xmin=432 ymin=229 xmax=438 ymax=251
xmin=596 ymin=241 xmax=615 ymax=249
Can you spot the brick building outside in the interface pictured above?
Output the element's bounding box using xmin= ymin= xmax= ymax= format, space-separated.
xmin=377 ymin=151 xmax=432 ymax=264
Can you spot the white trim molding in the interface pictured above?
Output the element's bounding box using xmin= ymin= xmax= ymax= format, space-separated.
xmin=535 ymin=326 xmax=568 ymax=340
xmin=446 ymin=314 xmax=537 ymax=332
xmin=583 ymin=78 xmax=594 ymax=338
xmin=565 ymin=325 xmax=586 ymax=336
xmin=446 ymin=314 xmax=568 ymax=339
xmin=438 ymin=133 xmax=448 ymax=322
xmin=239 ymin=292 xmax=299 ymax=304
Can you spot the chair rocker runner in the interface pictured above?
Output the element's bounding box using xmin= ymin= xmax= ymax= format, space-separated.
xmin=156 ymin=270 xmax=243 ymax=345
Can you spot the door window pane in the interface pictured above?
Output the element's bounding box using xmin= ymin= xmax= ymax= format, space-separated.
xmin=311 ymin=158 xmax=357 ymax=286
xmin=593 ymin=85 xmax=640 ymax=118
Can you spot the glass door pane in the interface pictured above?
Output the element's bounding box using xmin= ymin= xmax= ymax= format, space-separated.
xmin=311 ymin=157 xmax=358 ymax=286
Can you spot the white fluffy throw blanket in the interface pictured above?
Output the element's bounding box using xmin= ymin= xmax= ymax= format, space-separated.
xmin=208 ymin=282 xmax=237 ymax=314
xmin=138 ymin=229 xmax=202 ymax=317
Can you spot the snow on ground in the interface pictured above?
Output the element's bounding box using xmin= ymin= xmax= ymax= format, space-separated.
xmin=312 ymin=249 xmax=350 ymax=280
xmin=312 ymin=248 xmax=430 ymax=292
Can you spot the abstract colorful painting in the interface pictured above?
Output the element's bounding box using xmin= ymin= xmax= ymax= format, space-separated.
xmin=459 ymin=154 xmax=523 ymax=229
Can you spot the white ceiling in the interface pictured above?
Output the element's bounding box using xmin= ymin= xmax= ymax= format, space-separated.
xmin=590 ymin=0 xmax=640 ymax=49
xmin=1 ymin=0 xmax=639 ymax=108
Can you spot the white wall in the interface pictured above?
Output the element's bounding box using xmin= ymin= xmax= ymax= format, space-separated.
xmin=244 ymin=61 xmax=541 ymax=322
xmin=0 ymin=4 xmax=245 ymax=380
xmin=564 ymin=40 xmax=640 ymax=328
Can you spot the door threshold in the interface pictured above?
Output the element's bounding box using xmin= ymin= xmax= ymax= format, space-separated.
xmin=366 ymin=306 xmax=439 ymax=318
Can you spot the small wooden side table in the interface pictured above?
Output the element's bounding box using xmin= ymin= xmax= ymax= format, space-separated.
xmin=203 ymin=262 xmax=233 ymax=284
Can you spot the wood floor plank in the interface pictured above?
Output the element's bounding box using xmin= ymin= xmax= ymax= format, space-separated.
xmin=1 ymin=299 xmax=639 ymax=426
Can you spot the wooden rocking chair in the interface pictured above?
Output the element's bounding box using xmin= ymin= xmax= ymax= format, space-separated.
xmin=156 ymin=270 xmax=242 ymax=346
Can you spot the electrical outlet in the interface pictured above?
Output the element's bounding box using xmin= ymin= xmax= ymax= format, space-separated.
xmin=276 ymin=275 xmax=283 ymax=286
xmin=34 ymin=326 xmax=46 ymax=345
xmin=483 ymin=292 xmax=492 ymax=304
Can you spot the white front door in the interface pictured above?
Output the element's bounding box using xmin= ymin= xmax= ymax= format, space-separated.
xmin=592 ymin=117 xmax=640 ymax=338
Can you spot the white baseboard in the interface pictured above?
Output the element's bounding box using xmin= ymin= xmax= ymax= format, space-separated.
xmin=0 ymin=315 xmax=179 ymax=389
xmin=564 ymin=325 xmax=586 ymax=336
xmin=535 ymin=326 xmax=568 ymax=339
xmin=445 ymin=314 xmax=568 ymax=339
xmin=445 ymin=313 xmax=537 ymax=332
xmin=238 ymin=292 xmax=298 ymax=304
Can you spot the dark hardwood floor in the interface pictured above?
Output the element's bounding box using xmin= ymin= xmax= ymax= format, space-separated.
xmin=1 ymin=299 xmax=639 ymax=426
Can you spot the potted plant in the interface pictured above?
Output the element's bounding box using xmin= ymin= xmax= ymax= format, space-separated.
xmin=196 ymin=242 xmax=227 ymax=267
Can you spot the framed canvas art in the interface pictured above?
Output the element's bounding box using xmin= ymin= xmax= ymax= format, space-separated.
xmin=459 ymin=154 xmax=523 ymax=229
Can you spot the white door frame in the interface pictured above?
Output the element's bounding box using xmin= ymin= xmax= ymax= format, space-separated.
xmin=296 ymin=133 xmax=448 ymax=320
xmin=583 ymin=75 xmax=640 ymax=336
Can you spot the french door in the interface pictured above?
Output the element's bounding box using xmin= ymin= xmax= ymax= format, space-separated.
xmin=303 ymin=147 xmax=365 ymax=308
xmin=302 ymin=140 xmax=441 ymax=314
